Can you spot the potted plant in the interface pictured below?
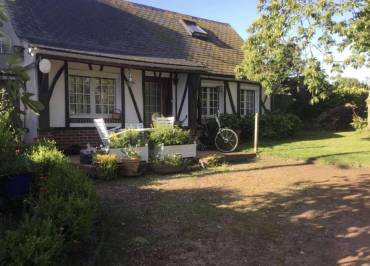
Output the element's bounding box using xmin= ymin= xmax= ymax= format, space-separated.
xmin=152 ymin=154 xmax=187 ymax=174
xmin=94 ymin=154 xmax=119 ymax=180
xmin=149 ymin=126 xmax=196 ymax=159
xmin=110 ymin=130 xmax=149 ymax=162
xmin=119 ymin=146 xmax=142 ymax=177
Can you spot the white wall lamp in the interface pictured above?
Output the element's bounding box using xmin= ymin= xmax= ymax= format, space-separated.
xmin=128 ymin=69 xmax=135 ymax=85
xmin=27 ymin=46 xmax=38 ymax=57
xmin=39 ymin=58 xmax=51 ymax=74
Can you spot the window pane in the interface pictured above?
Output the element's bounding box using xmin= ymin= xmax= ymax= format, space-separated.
xmin=240 ymin=89 xmax=255 ymax=115
xmin=94 ymin=78 xmax=116 ymax=114
xmin=69 ymin=76 xmax=92 ymax=115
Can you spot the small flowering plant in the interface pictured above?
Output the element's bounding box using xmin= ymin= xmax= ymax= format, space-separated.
xmin=121 ymin=146 xmax=140 ymax=160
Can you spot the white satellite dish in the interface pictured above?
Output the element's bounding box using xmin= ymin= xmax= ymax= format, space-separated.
xmin=39 ymin=59 xmax=51 ymax=74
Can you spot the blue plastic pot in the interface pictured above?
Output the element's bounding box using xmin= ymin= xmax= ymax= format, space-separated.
xmin=3 ymin=173 xmax=33 ymax=200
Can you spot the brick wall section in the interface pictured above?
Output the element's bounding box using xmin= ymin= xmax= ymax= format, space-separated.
xmin=38 ymin=128 xmax=102 ymax=151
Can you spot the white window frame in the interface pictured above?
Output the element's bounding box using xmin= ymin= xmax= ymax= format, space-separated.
xmin=240 ymin=89 xmax=256 ymax=116
xmin=68 ymin=70 xmax=119 ymax=119
xmin=200 ymin=87 xmax=221 ymax=117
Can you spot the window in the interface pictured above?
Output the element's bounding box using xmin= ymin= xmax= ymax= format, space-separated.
xmin=240 ymin=89 xmax=255 ymax=116
xmin=182 ymin=19 xmax=208 ymax=38
xmin=201 ymin=87 xmax=220 ymax=117
xmin=95 ymin=79 xmax=115 ymax=114
xmin=69 ymin=75 xmax=116 ymax=117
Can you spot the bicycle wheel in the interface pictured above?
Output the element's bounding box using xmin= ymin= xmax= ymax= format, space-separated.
xmin=214 ymin=128 xmax=238 ymax=153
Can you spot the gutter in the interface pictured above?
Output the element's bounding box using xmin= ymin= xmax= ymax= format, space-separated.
xmin=31 ymin=45 xmax=208 ymax=73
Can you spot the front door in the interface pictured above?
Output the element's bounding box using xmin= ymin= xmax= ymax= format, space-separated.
xmin=143 ymin=76 xmax=172 ymax=127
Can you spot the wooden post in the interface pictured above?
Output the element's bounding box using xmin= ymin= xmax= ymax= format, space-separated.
xmin=254 ymin=112 xmax=259 ymax=154
xmin=367 ymin=94 xmax=370 ymax=130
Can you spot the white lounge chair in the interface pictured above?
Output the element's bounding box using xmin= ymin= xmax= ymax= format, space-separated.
xmin=93 ymin=118 xmax=123 ymax=147
xmin=125 ymin=123 xmax=144 ymax=129
xmin=153 ymin=116 xmax=175 ymax=127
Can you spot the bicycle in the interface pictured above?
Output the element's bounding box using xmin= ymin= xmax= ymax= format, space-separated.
xmin=199 ymin=112 xmax=239 ymax=153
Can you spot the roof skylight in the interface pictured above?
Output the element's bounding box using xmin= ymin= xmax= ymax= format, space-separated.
xmin=181 ymin=19 xmax=208 ymax=38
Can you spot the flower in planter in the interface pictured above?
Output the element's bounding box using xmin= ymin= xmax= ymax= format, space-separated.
xmin=149 ymin=126 xmax=190 ymax=146
xmin=94 ymin=154 xmax=119 ymax=180
xmin=152 ymin=154 xmax=190 ymax=175
xmin=110 ymin=130 xmax=148 ymax=148
xmin=121 ymin=146 xmax=140 ymax=160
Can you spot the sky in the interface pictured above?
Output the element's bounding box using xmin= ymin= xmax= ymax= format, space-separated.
xmin=130 ymin=0 xmax=369 ymax=83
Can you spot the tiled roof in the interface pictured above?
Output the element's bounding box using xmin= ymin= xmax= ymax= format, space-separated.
xmin=7 ymin=0 xmax=244 ymax=76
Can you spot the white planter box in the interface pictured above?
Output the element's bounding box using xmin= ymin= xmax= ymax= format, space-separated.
xmin=110 ymin=145 xmax=149 ymax=162
xmin=153 ymin=143 xmax=197 ymax=159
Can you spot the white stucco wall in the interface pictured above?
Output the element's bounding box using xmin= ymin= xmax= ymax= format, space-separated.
xmin=124 ymin=68 xmax=143 ymax=124
xmin=227 ymin=81 xmax=238 ymax=114
xmin=173 ymin=73 xmax=188 ymax=126
xmin=49 ymin=60 xmax=65 ymax=127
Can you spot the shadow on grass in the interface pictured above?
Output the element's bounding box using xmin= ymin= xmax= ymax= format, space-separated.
xmin=94 ymin=172 xmax=370 ymax=265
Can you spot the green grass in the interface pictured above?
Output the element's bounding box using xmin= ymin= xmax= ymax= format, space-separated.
xmin=257 ymin=130 xmax=370 ymax=168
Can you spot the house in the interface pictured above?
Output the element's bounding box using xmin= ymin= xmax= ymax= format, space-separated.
xmin=4 ymin=0 xmax=270 ymax=150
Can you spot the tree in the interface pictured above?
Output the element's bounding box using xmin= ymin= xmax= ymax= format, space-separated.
xmin=0 ymin=3 xmax=43 ymax=127
xmin=236 ymin=0 xmax=369 ymax=104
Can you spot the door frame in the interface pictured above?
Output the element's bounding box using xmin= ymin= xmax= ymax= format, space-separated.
xmin=143 ymin=76 xmax=172 ymax=127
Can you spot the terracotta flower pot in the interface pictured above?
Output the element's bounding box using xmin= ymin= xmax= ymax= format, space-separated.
xmin=119 ymin=158 xmax=141 ymax=177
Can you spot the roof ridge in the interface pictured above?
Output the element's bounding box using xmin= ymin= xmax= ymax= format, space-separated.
xmin=122 ymin=0 xmax=231 ymax=26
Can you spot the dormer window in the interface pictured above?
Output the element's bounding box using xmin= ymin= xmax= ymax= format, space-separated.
xmin=181 ymin=19 xmax=208 ymax=38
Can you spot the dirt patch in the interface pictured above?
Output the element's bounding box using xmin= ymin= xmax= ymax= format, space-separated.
xmin=95 ymin=155 xmax=370 ymax=265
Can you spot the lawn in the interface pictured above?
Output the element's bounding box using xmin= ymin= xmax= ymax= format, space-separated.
xmin=94 ymin=158 xmax=370 ymax=265
xmin=258 ymin=130 xmax=370 ymax=168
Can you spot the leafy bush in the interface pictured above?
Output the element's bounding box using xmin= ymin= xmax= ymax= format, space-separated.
xmin=0 ymin=95 xmax=19 ymax=177
xmin=1 ymin=142 xmax=97 ymax=265
xmin=34 ymin=163 xmax=96 ymax=246
xmin=95 ymin=154 xmax=118 ymax=180
xmin=28 ymin=140 xmax=68 ymax=176
xmin=351 ymin=115 xmax=368 ymax=131
xmin=203 ymin=114 xmax=255 ymax=143
xmin=110 ymin=130 xmax=147 ymax=148
xmin=149 ymin=126 xmax=190 ymax=146
xmin=0 ymin=217 xmax=63 ymax=266
xmin=153 ymin=154 xmax=184 ymax=167
xmin=260 ymin=112 xmax=302 ymax=139
xmin=219 ymin=114 xmax=242 ymax=131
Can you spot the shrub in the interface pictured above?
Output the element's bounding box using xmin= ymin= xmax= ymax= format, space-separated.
xmin=94 ymin=154 xmax=118 ymax=180
xmin=110 ymin=130 xmax=147 ymax=148
xmin=351 ymin=115 xmax=368 ymax=131
xmin=149 ymin=126 xmax=190 ymax=146
xmin=0 ymin=217 xmax=64 ymax=266
xmin=260 ymin=112 xmax=302 ymax=139
xmin=219 ymin=114 xmax=242 ymax=131
xmin=203 ymin=114 xmax=255 ymax=143
xmin=34 ymin=163 xmax=96 ymax=246
xmin=1 ymin=142 xmax=97 ymax=265
xmin=0 ymin=98 xmax=19 ymax=177
xmin=28 ymin=140 xmax=68 ymax=176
